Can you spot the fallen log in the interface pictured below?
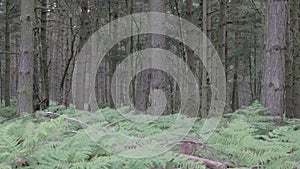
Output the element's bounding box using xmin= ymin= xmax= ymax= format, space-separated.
xmin=172 ymin=153 xmax=238 ymax=169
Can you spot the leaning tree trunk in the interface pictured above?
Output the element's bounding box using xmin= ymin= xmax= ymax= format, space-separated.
xmin=18 ymin=0 xmax=35 ymax=114
xmin=4 ymin=0 xmax=11 ymax=107
xmin=261 ymin=0 xmax=287 ymax=122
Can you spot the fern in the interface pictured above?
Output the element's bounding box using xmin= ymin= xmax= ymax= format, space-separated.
xmin=0 ymin=101 xmax=300 ymax=168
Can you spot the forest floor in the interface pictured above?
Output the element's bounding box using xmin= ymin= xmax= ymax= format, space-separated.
xmin=0 ymin=100 xmax=300 ymax=169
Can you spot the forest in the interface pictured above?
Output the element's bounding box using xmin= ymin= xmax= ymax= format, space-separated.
xmin=0 ymin=0 xmax=300 ymax=168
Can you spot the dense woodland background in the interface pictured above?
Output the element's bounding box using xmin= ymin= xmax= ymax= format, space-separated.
xmin=0 ymin=0 xmax=299 ymax=120
xmin=0 ymin=0 xmax=300 ymax=168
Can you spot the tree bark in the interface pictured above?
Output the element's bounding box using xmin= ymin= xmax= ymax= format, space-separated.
xmin=4 ymin=0 xmax=11 ymax=107
xmin=217 ymin=0 xmax=228 ymax=108
xmin=39 ymin=0 xmax=49 ymax=109
xmin=201 ymin=0 xmax=209 ymax=117
xmin=18 ymin=0 xmax=35 ymax=114
xmin=218 ymin=0 xmax=228 ymax=72
xmin=149 ymin=0 xmax=166 ymax=115
xmin=135 ymin=0 xmax=167 ymax=115
xmin=261 ymin=0 xmax=287 ymax=122
xmin=291 ymin=0 xmax=300 ymax=118
xmin=74 ymin=1 xmax=90 ymax=110
xmin=231 ymin=3 xmax=240 ymax=111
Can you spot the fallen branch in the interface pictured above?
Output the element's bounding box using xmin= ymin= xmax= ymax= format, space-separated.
xmin=167 ymin=138 xmax=233 ymax=162
xmin=103 ymin=118 xmax=128 ymax=128
xmin=172 ymin=153 xmax=238 ymax=169
xmin=39 ymin=112 xmax=61 ymax=116
xmin=64 ymin=117 xmax=89 ymax=128
xmin=39 ymin=112 xmax=89 ymax=128
xmin=63 ymin=126 xmax=78 ymax=134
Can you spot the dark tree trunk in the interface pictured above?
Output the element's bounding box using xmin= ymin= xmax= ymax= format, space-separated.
xmin=4 ymin=0 xmax=11 ymax=107
xmin=39 ymin=0 xmax=49 ymax=109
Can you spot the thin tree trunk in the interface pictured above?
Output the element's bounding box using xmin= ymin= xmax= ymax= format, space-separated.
xmin=201 ymin=0 xmax=209 ymax=117
xmin=285 ymin=0 xmax=294 ymax=118
xmin=218 ymin=0 xmax=228 ymax=72
xmin=4 ymin=0 xmax=11 ymax=106
xmin=231 ymin=9 xmax=240 ymax=111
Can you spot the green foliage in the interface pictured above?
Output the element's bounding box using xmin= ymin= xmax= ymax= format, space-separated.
xmin=0 ymin=101 xmax=300 ymax=168
xmin=207 ymin=102 xmax=300 ymax=168
xmin=0 ymin=99 xmax=18 ymax=120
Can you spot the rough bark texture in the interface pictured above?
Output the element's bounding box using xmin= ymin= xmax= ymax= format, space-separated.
xmin=261 ymin=0 xmax=287 ymax=119
xmin=18 ymin=0 xmax=34 ymax=114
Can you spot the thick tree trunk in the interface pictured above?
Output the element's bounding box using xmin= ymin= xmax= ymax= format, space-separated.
xmin=135 ymin=0 xmax=166 ymax=115
xmin=291 ymin=0 xmax=300 ymax=118
xmin=149 ymin=0 xmax=166 ymax=115
xmin=4 ymin=0 xmax=11 ymax=107
xmin=217 ymin=0 xmax=228 ymax=108
xmin=261 ymin=0 xmax=287 ymax=121
xmin=18 ymin=0 xmax=34 ymax=114
xmin=74 ymin=1 xmax=89 ymax=110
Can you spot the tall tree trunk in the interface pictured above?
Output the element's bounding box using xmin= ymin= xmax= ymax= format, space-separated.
xmin=218 ymin=0 xmax=228 ymax=108
xmin=4 ymin=0 xmax=11 ymax=106
xmin=74 ymin=1 xmax=89 ymax=110
xmin=126 ymin=0 xmax=134 ymax=106
xmin=39 ymin=0 xmax=49 ymax=109
xmin=285 ymin=0 xmax=294 ymax=118
xmin=18 ymin=0 xmax=34 ymax=114
xmin=291 ymin=0 xmax=300 ymax=118
xmin=149 ymin=0 xmax=166 ymax=115
xmin=231 ymin=8 xmax=240 ymax=111
xmin=261 ymin=0 xmax=287 ymax=122
xmin=218 ymin=0 xmax=228 ymax=72
xmin=186 ymin=0 xmax=195 ymax=73
xmin=201 ymin=0 xmax=209 ymax=117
